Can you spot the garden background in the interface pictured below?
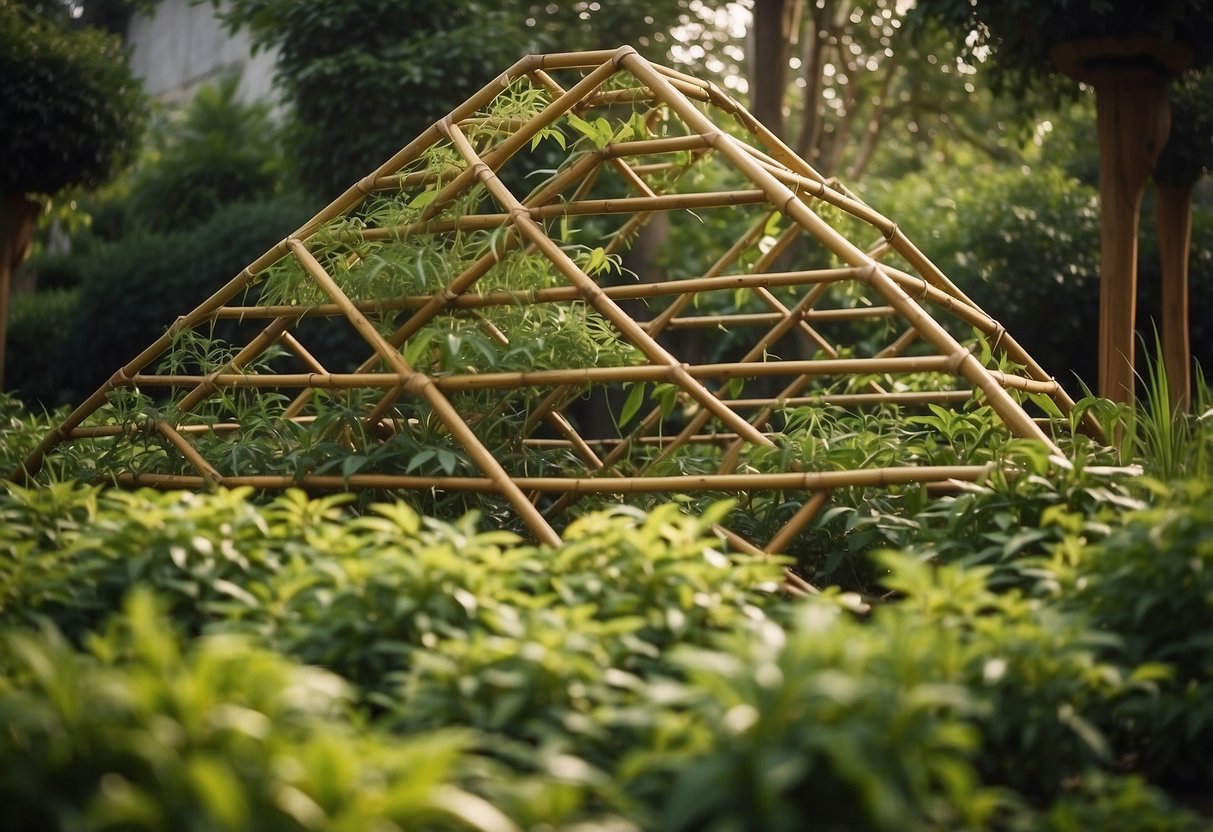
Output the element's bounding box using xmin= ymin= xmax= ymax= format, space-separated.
xmin=2 ymin=1 xmax=1212 ymax=830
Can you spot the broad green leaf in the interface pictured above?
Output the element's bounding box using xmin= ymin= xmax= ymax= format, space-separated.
xmin=619 ymin=383 xmax=647 ymax=428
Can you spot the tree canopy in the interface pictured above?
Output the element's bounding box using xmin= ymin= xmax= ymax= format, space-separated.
xmin=1 ymin=3 xmax=146 ymax=197
xmin=215 ymin=0 xmax=705 ymax=198
xmin=912 ymin=0 xmax=1213 ymax=101
xmin=1155 ymin=70 xmax=1213 ymax=186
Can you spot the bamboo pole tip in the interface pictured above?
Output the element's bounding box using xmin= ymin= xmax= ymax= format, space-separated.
xmin=611 ymin=44 xmax=640 ymax=67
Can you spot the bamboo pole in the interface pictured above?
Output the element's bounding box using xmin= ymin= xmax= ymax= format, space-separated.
xmin=280 ymin=332 xmax=328 ymax=376
xmin=174 ymin=315 xmax=295 ymax=414
xmin=154 ymin=421 xmax=223 ymax=484
xmin=643 ymin=307 xmax=897 ymax=329
xmin=129 ymin=355 xmax=957 ymax=391
xmin=114 ymin=463 xmax=991 ymax=495
xmin=288 ymin=239 xmax=561 ymax=546
xmin=362 ymin=188 xmax=775 ymax=242
xmin=441 ymin=118 xmax=775 ymax=449
xmin=618 ymin=52 xmax=1058 ymax=452
xmin=766 ymin=489 xmax=832 ymax=554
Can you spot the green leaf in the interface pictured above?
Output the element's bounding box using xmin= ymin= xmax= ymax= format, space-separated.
xmin=408 ymin=188 xmax=439 ymax=208
xmin=341 ymin=454 xmax=368 ymax=480
xmin=619 ymin=383 xmax=647 ymax=428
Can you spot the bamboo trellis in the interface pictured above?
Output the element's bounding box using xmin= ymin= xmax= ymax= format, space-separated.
xmin=13 ymin=47 xmax=1080 ymax=559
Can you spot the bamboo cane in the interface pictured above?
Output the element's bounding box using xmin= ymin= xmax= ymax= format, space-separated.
xmin=766 ymin=489 xmax=832 ymax=554
xmin=442 ymin=118 xmax=775 ymax=450
xmin=111 ymin=462 xmax=991 ymax=494
xmin=288 ymin=239 xmax=561 ymax=546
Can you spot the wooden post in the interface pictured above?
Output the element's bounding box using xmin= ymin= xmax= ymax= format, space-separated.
xmin=1052 ymin=38 xmax=1191 ymax=404
xmin=1156 ymin=180 xmax=1193 ymax=411
xmin=1093 ymin=71 xmax=1171 ymax=402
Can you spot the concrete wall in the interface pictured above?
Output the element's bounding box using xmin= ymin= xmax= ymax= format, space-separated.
xmin=126 ymin=0 xmax=278 ymax=107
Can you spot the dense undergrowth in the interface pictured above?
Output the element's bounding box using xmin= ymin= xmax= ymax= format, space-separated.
xmin=2 ymin=380 xmax=1212 ymax=831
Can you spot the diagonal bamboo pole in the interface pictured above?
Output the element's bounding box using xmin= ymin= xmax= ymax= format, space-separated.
xmin=441 ymin=118 xmax=774 ymax=449
xmin=288 ymin=239 xmax=561 ymax=546
xmin=641 ymin=281 xmax=833 ymax=474
xmin=766 ymin=488 xmax=832 ymax=554
xmin=620 ymin=51 xmax=1057 ymax=453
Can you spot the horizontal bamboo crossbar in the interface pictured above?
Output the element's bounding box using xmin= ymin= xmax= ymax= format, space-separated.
xmin=126 ymin=355 xmax=956 ymax=392
xmin=212 ymin=267 xmax=865 ymax=320
xmin=645 ymin=307 xmax=896 ymax=330
xmin=114 ymin=463 xmax=992 ymax=494
xmin=358 ymin=190 xmax=770 ymax=240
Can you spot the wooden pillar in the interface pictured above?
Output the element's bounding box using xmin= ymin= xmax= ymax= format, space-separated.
xmin=1053 ymin=38 xmax=1190 ymax=404
xmin=1093 ymin=71 xmax=1171 ymax=402
xmin=1155 ymin=180 xmax=1193 ymax=410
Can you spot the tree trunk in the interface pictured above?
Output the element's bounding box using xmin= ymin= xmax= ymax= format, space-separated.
xmin=794 ymin=3 xmax=827 ymax=160
xmin=1155 ymin=179 xmax=1194 ymax=411
xmin=749 ymin=0 xmax=801 ymax=139
xmin=0 ymin=194 xmax=40 ymax=391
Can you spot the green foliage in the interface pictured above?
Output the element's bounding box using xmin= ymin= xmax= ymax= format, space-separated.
xmin=0 ymin=4 xmax=146 ymax=197
xmin=214 ymin=0 xmax=526 ymax=197
xmin=124 ymin=76 xmax=287 ymax=233
xmin=0 ymin=592 xmax=530 ymax=832
xmin=65 ymin=195 xmax=312 ymax=398
xmin=869 ymin=164 xmax=1213 ymax=392
xmin=0 ymin=484 xmax=783 ymax=692
xmin=911 ymin=0 xmax=1213 ymax=105
xmin=1155 ymin=70 xmax=1213 ymax=186
xmin=651 ymin=594 xmax=995 ymax=831
xmin=2 ymin=405 xmax=1213 ymax=828
xmin=3 ymin=289 xmax=79 ymax=406
xmin=1055 ymin=480 xmax=1213 ymax=790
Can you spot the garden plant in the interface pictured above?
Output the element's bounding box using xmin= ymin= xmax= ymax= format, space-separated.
xmin=2 ymin=42 xmax=1212 ymax=832
xmin=17 ymin=48 xmax=1086 ymax=560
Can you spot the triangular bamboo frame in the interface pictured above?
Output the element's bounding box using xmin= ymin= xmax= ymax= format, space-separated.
xmin=14 ymin=47 xmax=1081 ymax=558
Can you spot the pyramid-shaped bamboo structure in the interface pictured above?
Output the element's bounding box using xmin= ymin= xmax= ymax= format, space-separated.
xmin=15 ymin=47 xmax=1080 ymax=557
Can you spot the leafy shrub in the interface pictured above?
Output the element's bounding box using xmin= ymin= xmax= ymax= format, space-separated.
xmin=644 ymin=594 xmax=996 ymax=832
xmin=1 ymin=4 xmax=146 ymax=197
xmin=3 ymin=396 xmax=1212 ymax=828
xmin=66 ymin=195 xmax=312 ymax=398
xmin=14 ymin=251 xmax=87 ymax=291
xmin=1057 ymin=480 xmax=1213 ymax=791
xmin=879 ymin=553 xmax=1125 ymax=802
xmin=621 ymin=553 xmax=1202 ymax=831
xmin=868 ymin=166 xmax=1213 ymax=392
xmin=0 ymin=484 xmax=785 ymax=698
xmin=0 ymin=592 xmax=547 ymax=832
xmin=3 ymin=289 xmax=79 ymax=406
xmin=124 ymin=76 xmax=286 ymax=233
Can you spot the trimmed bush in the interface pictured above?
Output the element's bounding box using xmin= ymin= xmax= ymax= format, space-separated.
xmin=66 ymin=195 xmax=312 ymax=398
xmin=3 ymin=289 xmax=79 ymax=406
xmin=868 ymin=167 xmax=1213 ymax=393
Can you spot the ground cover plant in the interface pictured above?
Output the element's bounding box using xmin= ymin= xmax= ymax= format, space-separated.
xmin=2 ymin=366 xmax=1212 ymax=829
